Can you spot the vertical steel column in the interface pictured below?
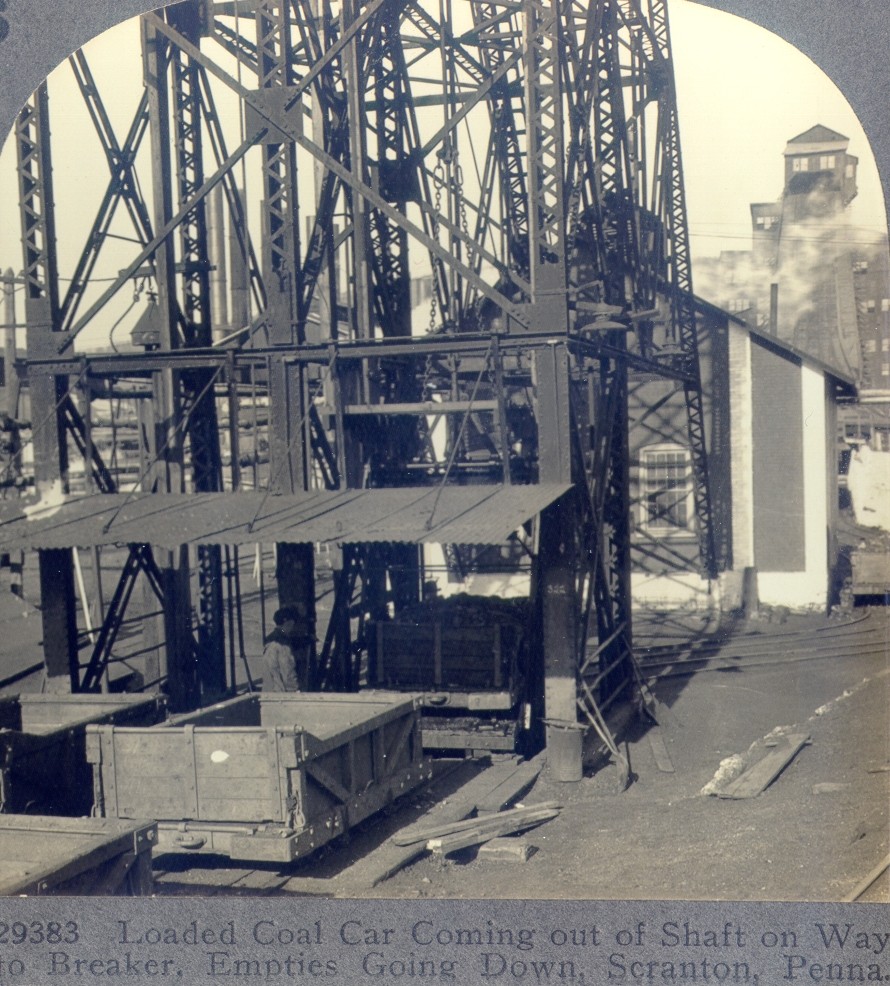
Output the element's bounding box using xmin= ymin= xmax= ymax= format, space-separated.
xmin=169 ymin=0 xmax=227 ymax=698
xmin=256 ymin=0 xmax=302 ymax=346
xmin=142 ymin=14 xmax=198 ymax=710
xmin=15 ymin=84 xmax=79 ymax=691
xmin=255 ymin=1 xmax=317 ymax=655
xmin=369 ymin=1 xmax=411 ymax=338
xmin=368 ymin=0 xmax=421 ymax=608
xmin=521 ymin=0 xmax=581 ymax=753
xmin=595 ymin=346 xmax=632 ymax=704
xmin=649 ymin=0 xmax=717 ymax=578
xmin=535 ymin=345 xmax=579 ymax=732
xmin=472 ymin=1 xmax=530 ymax=276
xmin=523 ymin=0 xmax=568 ymax=321
xmin=341 ymin=0 xmax=374 ymax=344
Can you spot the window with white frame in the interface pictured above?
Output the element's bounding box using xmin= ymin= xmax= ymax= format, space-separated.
xmin=792 ymin=157 xmax=809 ymax=173
xmin=640 ymin=446 xmax=694 ymax=534
xmin=819 ymin=155 xmax=836 ymax=170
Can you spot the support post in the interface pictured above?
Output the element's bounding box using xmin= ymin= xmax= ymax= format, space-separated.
xmin=539 ymin=494 xmax=580 ymax=727
xmin=142 ymin=14 xmax=197 ymax=710
xmin=16 ymin=85 xmax=79 ymax=692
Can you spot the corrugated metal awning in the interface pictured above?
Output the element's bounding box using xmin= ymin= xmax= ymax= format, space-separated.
xmin=0 ymin=484 xmax=571 ymax=551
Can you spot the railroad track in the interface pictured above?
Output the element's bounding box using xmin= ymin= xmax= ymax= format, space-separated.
xmin=636 ymin=610 xmax=889 ymax=680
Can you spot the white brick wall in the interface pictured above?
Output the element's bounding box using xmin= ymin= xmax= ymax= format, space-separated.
xmin=728 ymin=324 xmax=754 ymax=569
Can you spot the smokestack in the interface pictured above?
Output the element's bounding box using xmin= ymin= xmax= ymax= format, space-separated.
xmin=769 ymin=282 xmax=779 ymax=336
xmin=229 ymin=185 xmax=250 ymax=343
xmin=208 ymin=185 xmax=229 ymax=343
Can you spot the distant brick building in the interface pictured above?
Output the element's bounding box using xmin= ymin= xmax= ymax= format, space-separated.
xmin=696 ymin=125 xmax=889 ymax=391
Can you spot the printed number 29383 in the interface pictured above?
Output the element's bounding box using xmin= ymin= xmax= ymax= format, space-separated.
xmin=0 ymin=923 xmax=80 ymax=945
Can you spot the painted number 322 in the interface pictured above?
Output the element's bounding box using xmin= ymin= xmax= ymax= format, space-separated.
xmin=0 ymin=1 xmax=9 ymax=44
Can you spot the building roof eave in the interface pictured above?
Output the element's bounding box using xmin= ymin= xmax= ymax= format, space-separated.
xmin=691 ymin=292 xmax=858 ymax=396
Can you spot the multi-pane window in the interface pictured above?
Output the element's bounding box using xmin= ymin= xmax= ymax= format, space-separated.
xmin=819 ymin=155 xmax=836 ymax=169
xmin=792 ymin=157 xmax=809 ymax=173
xmin=641 ymin=446 xmax=694 ymax=534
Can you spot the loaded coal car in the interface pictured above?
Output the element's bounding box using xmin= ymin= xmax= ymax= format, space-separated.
xmin=369 ymin=592 xmax=534 ymax=753
xmin=86 ymin=691 xmax=430 ymax=862
xmin=0 ymin=693 xmax=166 ymax=816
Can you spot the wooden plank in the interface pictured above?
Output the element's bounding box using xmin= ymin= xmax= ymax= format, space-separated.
xmin=648 ymin=729 xmax=675 ymax=773
xmin=843 ymin=854 xmax=890 ymax=902
xmin=475 ymin=753 xmax=545 ymax=813
xmin=428 ymin=807 xmax=560 ymax=854
xmin=717 ymin=734 xmax=810 ymax=799
xmin=391 ymin=801 xmax=561 ymax=846
xmin=477 ymin=838 xmax=534 ymax=862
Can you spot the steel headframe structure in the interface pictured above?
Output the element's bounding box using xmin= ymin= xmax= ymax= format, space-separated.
xmin=13 ymin=0 xmax=715 ymax=735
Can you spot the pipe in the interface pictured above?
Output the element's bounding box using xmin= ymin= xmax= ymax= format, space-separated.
xmin=209 ymin=185 xmax=229 ymax=343
xmin=2 ymin=268 xmax=18 ymax=417
xmin=228 ymin=184 xmax=250 ymax=340
xmin=769 ymin=282 xmax=779 ymax=336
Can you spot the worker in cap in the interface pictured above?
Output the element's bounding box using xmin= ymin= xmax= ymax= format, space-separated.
xmin=262 ymin=604 xmax=313 ymax=692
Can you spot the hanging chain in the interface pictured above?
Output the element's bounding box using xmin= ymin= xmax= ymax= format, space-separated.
xmin=453 ymin=155 xmax=473 ymax=322
xmin=428 ymin=159 xmax=446 ymax=333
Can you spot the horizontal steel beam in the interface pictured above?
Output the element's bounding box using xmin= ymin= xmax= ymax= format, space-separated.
xmin=344 ymin=400 xmax=498 ymax=415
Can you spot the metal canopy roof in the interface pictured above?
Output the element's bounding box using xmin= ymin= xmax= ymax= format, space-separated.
xmin=0 ymin=484 xmax=572 ymax=552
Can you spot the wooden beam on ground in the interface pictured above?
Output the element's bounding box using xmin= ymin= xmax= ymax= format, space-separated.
xmin=427 ymin=806 xmax=560 ymax=854
xmin=716 ymin=734 xmax=810 ymax=799
xmin=392 ymin=800 xmax=561 ymax=847
xmin=648 ymin=729 xmax=675 ymax=773
xmin=843 ymin=854 xmax=890 ymax=902
xmin=475 ymin=752 xmax=546 ymax=813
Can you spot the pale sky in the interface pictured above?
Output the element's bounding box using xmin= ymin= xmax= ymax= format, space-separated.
xmin=1 ymin=0 xmax=886 ymax=346
xmin=670 ymin=0 xmax=887 ymax=258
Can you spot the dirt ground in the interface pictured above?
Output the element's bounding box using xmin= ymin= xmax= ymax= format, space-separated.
xmin=343 ymin=610 xmax=890 ymax=903
xmin=147 ymin=608 xmax=890 ymax=903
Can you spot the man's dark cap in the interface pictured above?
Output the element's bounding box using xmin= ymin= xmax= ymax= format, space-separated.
xmin=273 ymin=605 xmax=303 ymax=625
